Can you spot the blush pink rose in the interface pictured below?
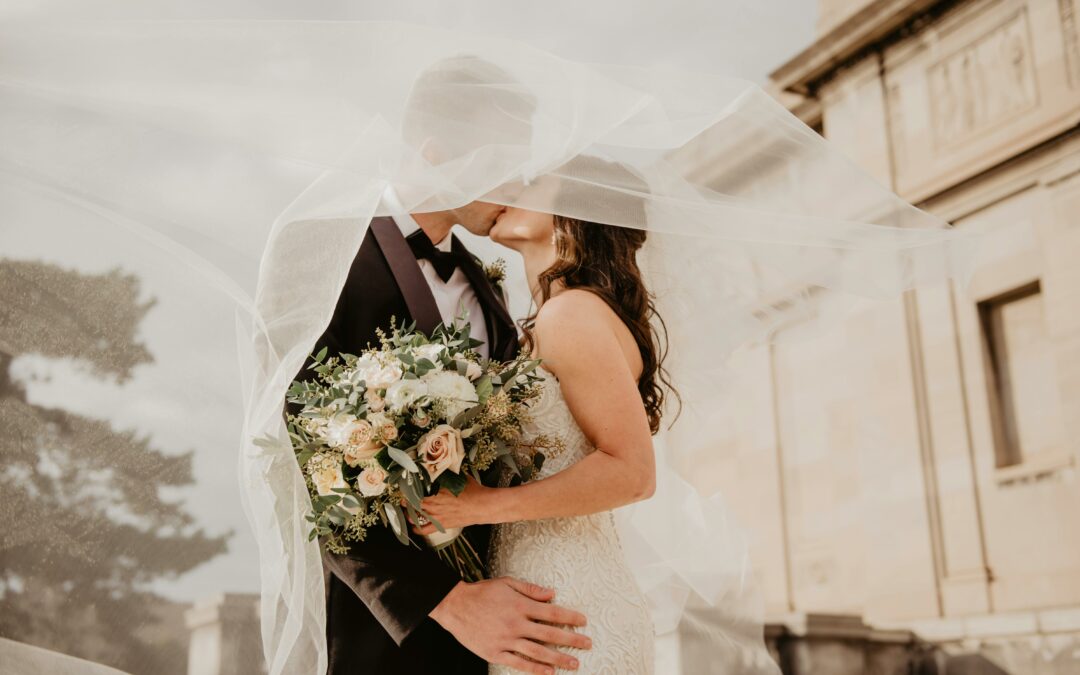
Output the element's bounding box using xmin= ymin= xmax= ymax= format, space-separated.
xmin=418 ymin=424 xmax=465 ymax=481
xmin=342 ymin=420 xmax=381 ymax=467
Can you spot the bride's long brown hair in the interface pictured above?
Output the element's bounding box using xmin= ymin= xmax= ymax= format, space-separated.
xmin=521 ymin=162 xmax=679 ymax=434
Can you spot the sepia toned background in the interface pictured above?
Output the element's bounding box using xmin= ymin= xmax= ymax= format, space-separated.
xmin=1 ymin=1 xmax=1078 ymax=674
xmin=672 ymin=0 xmax=1080 ymax=673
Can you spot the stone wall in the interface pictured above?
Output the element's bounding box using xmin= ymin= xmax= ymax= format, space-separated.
xmin=747 ymin=0 xmax=1080 ymax=671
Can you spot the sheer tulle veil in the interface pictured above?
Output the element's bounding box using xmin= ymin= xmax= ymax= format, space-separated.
xmin=0 ymin=17 xmax=976 ymax=675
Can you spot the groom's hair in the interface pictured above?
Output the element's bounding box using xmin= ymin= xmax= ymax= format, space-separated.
xmin=402 ymin=55 xmax=536 ymax=164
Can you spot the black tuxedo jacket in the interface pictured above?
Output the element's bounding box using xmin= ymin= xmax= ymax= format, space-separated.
xmin=291 ymin=217 xmax=518 ymax=675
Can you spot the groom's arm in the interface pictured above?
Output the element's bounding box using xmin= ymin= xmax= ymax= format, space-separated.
xmin=320 ymin=526 xmax=460 ymax=646
xmin=323 ymin=532 xmax=591 ymax=674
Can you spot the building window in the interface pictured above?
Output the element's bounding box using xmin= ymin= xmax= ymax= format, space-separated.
xmin=978 ymin=280 xmax=1059 ymax=469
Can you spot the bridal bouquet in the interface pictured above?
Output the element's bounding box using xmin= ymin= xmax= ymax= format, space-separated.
xmin=280 ymin=320 xmax=552 ymax=580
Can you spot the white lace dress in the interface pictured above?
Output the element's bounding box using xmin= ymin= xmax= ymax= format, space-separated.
xmin=488 ymin=367 xmax=655 ymax=674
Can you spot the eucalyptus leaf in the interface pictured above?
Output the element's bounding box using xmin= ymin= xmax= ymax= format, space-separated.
xmin=388 ymin=446 xmax=420 ymax=473
xmin=253 ymin=435 xmax=285 ymax=451
xmin=474 ymin=376 xmax=493 ymax=403
xmin=426 ymin=511 xmax=447 ymax=534
xmin=382 ymin=503 xmax=410 ymax=546
xmin=451 ymin=404 xmax=483 ymax=428
xmin=402 ymin=499 xmax=422 ymax=531
xmin=326 ymin=508 xmax=347 ymax=526
xmin=296 ymin=448 xmax=316 ymax=467
xmin=440 ymin=470 xmax=467 ymax=496
xmin=400 ymin=478 xmax=423 ymax=510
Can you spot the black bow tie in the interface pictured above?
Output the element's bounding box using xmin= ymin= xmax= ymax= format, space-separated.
xmin=406 ymin=230 xmax=465 ymax=283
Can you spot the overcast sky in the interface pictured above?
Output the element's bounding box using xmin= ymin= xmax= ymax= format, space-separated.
xmin=5 ymin=2 xmax=819 ymax=602
xmin=7 ymin=0 xmax=817 ymax=83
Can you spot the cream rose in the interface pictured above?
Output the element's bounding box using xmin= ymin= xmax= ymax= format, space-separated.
xmin=355 ymin=466 xmax=389 ymax=497
xmin=464 ymin=361 xmax=484 ymax=381
xmin=418 ymin=424 xmax=466 ymax=480
xmin=312 ymin=461 xmax=348 ymax=497
xmin=365 ymin=390 xmax=386 ymax=412
xmin=342 ymin=420 xmax=382 ymax=467
xmin=367 ymin=412 xmax=399 ymax=443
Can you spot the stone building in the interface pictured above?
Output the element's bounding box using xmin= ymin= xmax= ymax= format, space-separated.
xmin=666 ymin=0 xmax=1080 ymax=673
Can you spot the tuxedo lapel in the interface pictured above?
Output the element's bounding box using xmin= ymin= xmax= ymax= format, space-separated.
xmin=369 ymin=217 xmax=442 ymax=335
xmin=452 ymin=236 xmax=518 ymax=361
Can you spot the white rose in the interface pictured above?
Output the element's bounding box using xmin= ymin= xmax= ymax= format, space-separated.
xmin=465 ymin=361 xmax=484 ymax=381
xmin=354 ymin=355 xmax=404 ymax=391
xmin=423 ymin=370 xmax=478 ymax=418
xmin=385 ymin=378 xmax=428 ymax=413
xmin=417 ymin=425 xmax=466 ymax=481
xmin=414 ymin=344 xmax=446 ymax=367
xmin=355 ymin=466 xmax=389 ymax=497
xmin=350 ymin=355 xmax=380 ymax=384
xmin=322 ymin=414 xmax=363 ymax=449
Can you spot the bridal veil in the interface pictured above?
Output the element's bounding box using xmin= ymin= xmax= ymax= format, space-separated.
xmin=0 ymin=17 xmax=975 ymax=675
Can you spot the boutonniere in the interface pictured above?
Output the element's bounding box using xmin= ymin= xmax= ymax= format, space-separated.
xmin=483 ymin=258 xmax=507 ymax=291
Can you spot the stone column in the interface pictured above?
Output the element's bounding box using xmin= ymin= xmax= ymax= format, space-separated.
xmin=184 ymin=593 xmax=265 ymax=675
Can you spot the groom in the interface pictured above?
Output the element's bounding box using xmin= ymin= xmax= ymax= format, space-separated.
xmin=295 ymin=57 xmax=591 ymax=675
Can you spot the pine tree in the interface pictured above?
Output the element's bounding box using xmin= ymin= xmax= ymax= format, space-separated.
xmin=0 ymin=259 xmax=229 ymax=675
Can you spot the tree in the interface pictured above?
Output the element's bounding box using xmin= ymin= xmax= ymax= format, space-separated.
xmin=0 ymin=259 xmax=229 ymax=675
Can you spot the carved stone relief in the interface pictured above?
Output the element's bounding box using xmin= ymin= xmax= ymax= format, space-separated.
xmin=927 ymin=9 xmax=1039 ymax=149
xmin=1061 ymin=0 xmax=1080 ymax=87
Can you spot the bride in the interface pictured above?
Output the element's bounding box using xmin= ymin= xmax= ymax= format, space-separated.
xmin=415 ymin=165 xmax=668 ymax=674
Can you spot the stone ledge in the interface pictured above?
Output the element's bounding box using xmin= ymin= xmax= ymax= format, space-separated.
xmin=769 ymin=0 xmax=950 ymax=95
xmin=884 ymin=605 xmax=1080 ymax=642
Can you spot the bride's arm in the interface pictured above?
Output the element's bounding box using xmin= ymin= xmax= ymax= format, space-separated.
xmin=417 ymin=291 xmax=656 ymax=528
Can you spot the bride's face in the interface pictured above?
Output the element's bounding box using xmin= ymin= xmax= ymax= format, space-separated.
xmin=489 ymin=177 xmax=559 ymax=250
xmin=489 ymin=206 xmax=554 ymax=250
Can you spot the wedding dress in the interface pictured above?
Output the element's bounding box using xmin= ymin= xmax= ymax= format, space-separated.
xmin=488 ymin=367 xmax=655 ymax=675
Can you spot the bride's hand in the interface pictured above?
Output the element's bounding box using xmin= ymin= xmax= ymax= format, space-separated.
xmin=410 ymin=475 xmax=494 ymax=534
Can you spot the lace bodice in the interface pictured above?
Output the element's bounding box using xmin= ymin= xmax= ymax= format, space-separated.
xmin=488 ymin=368 xmax=654 ymax=674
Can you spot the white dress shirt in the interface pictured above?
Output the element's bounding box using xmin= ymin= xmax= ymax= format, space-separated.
xmin=388 ymin=210 xmax=491 ymax=358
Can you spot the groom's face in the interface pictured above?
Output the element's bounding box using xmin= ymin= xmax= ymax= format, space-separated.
xmin=453 ymin=201 xmax=507 ymax=237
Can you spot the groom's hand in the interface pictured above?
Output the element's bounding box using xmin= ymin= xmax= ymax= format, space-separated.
xmin=429 ymin=577 xmax=591 ymax=674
